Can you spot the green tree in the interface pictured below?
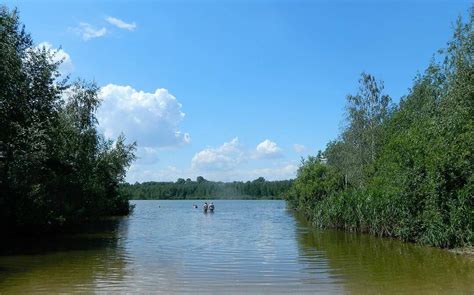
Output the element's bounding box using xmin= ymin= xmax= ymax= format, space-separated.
xmin=287 ymin=7 xmax=473 ymax=248
xmin=0 ymin=6 xmax=136 ymax=233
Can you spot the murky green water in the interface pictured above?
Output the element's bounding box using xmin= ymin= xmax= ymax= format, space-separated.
xmin=1 ymin=200 xmax=472 ymax=293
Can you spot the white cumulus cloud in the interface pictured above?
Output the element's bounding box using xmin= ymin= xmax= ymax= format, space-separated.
xmin=126 ymin=137 xmax=298 ymax=183
xmin=186 ymin=162 xmax=298 ymax=182
xmin=255 ymin=139 xmax=283 ymax=159
xmin=74 ymin=22 xmax=107 ymax=41
xmin=127 ymin=165 xmax=185 ymax=183
xmin=250 ymin=163 xmax=298 ymax=180
xmin=191 ymin=137 xmax=245 ymax=171
xmin=293 ymin=144 xmax=307 ymax=153
xmin=105 ymin=16 xmax=137 ymax=31
xmin=97 ymin=84 xmax=190 ymax=149
xmin=135 ymin=146 xmax=160 ymax=165
xmin=36 ymin=42 xmax=73 ymax=75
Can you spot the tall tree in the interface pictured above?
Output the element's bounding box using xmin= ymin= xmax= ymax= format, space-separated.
xmin=327 ymin=73 xmax=392 ymax=188
xmin=0 ymin=6 xmax=136 ymax=232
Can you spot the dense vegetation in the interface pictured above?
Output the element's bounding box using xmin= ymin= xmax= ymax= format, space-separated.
xmin=121 ymin=177 xmax=292 ymax=200
xmin=0 ymin=7 xmax=136 ymax=233
xmin=287 ymin=9 xmax=473 ymax=249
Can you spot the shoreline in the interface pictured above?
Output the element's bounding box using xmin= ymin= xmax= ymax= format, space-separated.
xmin=449 ymin=246 xmax=474 ymax=258
xmin=292 ymin=208 xmax=474 ymax=259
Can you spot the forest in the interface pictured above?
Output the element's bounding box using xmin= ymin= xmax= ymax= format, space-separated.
xmin=0 ymin=6 xmax=136 ymax=233
xmin=287 ymin=9 xmax=473 ymax=249
xmin=121 ymin=177 xmax=292 ymax=200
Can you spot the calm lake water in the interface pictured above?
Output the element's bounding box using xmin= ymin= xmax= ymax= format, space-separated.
xmin=1 ymin=200 xmax=473 ymax=293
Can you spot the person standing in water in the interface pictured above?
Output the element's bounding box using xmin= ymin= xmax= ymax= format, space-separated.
xmin=203 ymin=202 xmax=208 ymax=212
xmin=209 ymin=202 xmax=215 ymax=211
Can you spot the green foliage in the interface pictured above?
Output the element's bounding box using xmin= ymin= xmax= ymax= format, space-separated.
xmin=0 ymin=6 xmax=136 ymax=233
xmin=287 ymin=156 xmax=343 ymax=216
xmin=287 ymin=8 xmax=473 ymax=249
xmin=121 ymin=176 xmax=292 ymax=200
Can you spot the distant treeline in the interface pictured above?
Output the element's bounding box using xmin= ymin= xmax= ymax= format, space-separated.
xmin=287 ymin=9 xmax=473 ymax=249
xmin=0 ymin=6 xmax=136 ymax=233
xmin=121 ymin=177 xmax=293 ymax=200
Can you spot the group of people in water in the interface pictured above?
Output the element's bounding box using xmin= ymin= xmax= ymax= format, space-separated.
xmin=193 ymin=202 xmax=215 ymax=212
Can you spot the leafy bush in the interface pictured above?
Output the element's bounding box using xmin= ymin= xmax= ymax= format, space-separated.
xmin=287 ymin=8 xmax=473 ymax=249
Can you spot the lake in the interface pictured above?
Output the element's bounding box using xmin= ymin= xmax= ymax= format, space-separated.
xmin=1 ymin=200 xmax=473 ymax=293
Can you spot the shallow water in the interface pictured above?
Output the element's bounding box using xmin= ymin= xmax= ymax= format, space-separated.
xmin=1 ymin=200 xmax=473 ymax=293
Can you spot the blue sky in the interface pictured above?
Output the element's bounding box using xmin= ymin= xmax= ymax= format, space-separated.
xmin=7 ymin=0 xmax=471 ymax=182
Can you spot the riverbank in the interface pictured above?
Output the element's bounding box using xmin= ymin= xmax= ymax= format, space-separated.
xmin=286 ymin=8 xmax=473 ymax=250
xmin=450 ymin=247 xmax=474 ymax=258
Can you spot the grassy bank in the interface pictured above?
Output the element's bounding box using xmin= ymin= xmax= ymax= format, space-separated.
xmin=287 ymin=8 xmax=473 ymax=249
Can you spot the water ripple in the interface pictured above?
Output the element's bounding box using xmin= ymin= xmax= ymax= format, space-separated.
xmin=0 ymin=200 xmax=473 ymax=294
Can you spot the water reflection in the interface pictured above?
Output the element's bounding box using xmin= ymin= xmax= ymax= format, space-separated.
xmin=0 ymin=201 xmax=473 ymax=294
xmin=0 ymin=217 xmax=130 ymax=293
xmin=293 ymin=213 xmax=474 ymax=294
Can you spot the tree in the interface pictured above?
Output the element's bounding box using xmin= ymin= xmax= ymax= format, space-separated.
xmin=287 ymin=7 xmax=473 ymax=248
xmin=334 ymin=72 xmax=392 ymax=188
xmin=196 ymin=176 xmax=206 ymax=183
xmin=0 ymin=5 xmax=136 ymax=232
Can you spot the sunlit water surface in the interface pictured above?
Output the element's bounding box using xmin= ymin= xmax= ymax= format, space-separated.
xmin=1 ymin=200 xmax=473 ymax=293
